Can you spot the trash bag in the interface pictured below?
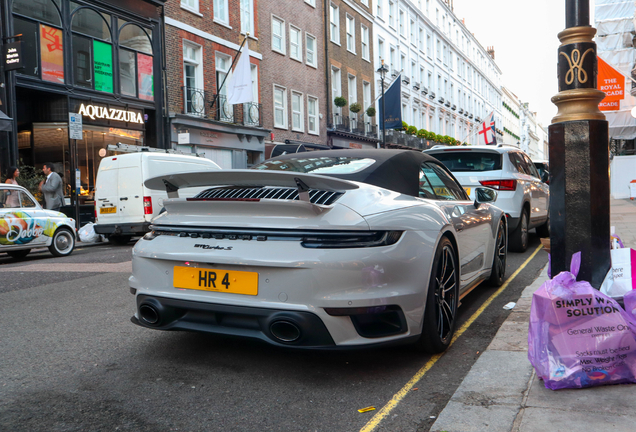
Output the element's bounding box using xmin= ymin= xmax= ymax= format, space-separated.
xmin=78 ymin=222 xmax=98 ymax=243
xmin=528 ymin=252 xmax=636 ymax=390
xmin=600 ymin=247 xmax=636 ymax=298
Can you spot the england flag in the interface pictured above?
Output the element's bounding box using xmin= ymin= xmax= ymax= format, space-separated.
xmin=478 ymin=111 xmax=497 ymax=145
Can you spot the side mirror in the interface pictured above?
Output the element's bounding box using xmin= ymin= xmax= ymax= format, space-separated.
xmin=474 ymin=187 xmax=498 ymax=208
xmin=541 ymin=171 xmax=550 ymax=184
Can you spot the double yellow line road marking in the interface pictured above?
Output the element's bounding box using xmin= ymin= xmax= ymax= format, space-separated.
xmin=360 ymin=244 xmax=544 ymax=432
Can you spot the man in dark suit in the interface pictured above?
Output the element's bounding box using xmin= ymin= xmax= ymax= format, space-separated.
xmin=39 ymin=163 xmax=65 ymax=211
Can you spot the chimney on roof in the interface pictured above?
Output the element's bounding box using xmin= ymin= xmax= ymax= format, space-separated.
xmin=487 ymin=46 xmax=495 ymax=60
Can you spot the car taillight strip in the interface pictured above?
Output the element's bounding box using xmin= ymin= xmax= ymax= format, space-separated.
xmin=194 ymin=187 xmax=344 ymax=206
xmin=147 ymin=226 xmax=403 ymax=248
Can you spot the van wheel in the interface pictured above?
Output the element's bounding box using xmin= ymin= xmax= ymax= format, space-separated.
xmin=49 ymin=228 xmax=75 ymax=257
xmin=7 ymin=249 xmax=31 ymax=260
xmin=109 ymin=235 xmax=132 ymax=245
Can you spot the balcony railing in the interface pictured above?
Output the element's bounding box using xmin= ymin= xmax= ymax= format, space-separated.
xmin=181 ymin=86 xmax=263 ymax=127
xmin=329 ymin=114 xmax=377 ymax=139
xmin=383 ymin=129 xmax=433 ymax=150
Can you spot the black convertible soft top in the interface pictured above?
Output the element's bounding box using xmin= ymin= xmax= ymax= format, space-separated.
xmin=258 ymin=149 xmax=441 ymax=196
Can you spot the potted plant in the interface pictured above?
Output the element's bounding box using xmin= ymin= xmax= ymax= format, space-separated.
xmin=349 ymin=102 xmax=362 ymax=113
xmin=417 ymin=129 xmax=427 ymax=139
xmin=366 ymin=107 xmax=376 ymax=117
xmin=334 ymin=96 xmax=347 ymax=108
xmin=406 ymin=125 xmax=417 ymax=135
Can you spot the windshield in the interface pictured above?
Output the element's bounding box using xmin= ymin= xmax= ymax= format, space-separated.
xmin=253 ymin=157 xmax=376 ymax=174
xmin=429 ymin=151 xmax=502 ymax=172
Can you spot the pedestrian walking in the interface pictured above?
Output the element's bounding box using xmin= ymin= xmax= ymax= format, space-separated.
xmin=39 ymin=163 xmax=64 ymax=212
xmin=4 ymin=166 xmax=20 ymax=207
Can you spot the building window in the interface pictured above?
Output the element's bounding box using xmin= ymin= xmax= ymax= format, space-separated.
xmin=400 ymin=53 xmax=405 ymax=73
xmin=363 ymin=81 xmax=371 ymax=121
xmin=290 ymin=25 xmax=302 ymax=61
xmin=216 ymin=53 xmax=233 ymax=121
xmin=240 ymin=0 xmax=254 ymax=34
xmin=213 ymin=0 xmax=229 ymax=24
xmin=377 ymin=0 xmax=383 ymax=18
xmin=378 ymin=38 xmax=384 ymax=64
xmin=346 ymin=15 xmax=355 ymax=53
xmin=291 ymin=91 xmax=303 ymax=131
xmin=427 ymin=33 xmax=432 ymax=57
xmin=119 ymin=24 xmax=154 ymax=100
xmin=361 ymin=25 xmax=369 ymax=60
xmin=399 ymin=10 xmax=405 ymax=36
xmin=410 ymin=20 xmax=416 ymax=45
xmin=183 ymin=41 xmax=203 ymax=115
xmin=331 ymin=66 xmax=341 ymax=115
xmin=330 ymin=4 xmax=339 ymax=44
xmin=436 ymin=40 xmax=441 ymax=60
xmin=181 ymin=0 xmax=198 ymax=13
xmin=361 ymin=0 xmax=369 ymax=6
xmin=390 ymin=47 xmax=395 ymax=71
xmin=271 ymin=16 xmax=285 ymax=54
xmin=307 ymin=96 xmax=318 ymax=134
xmin=388 ymin=1 xmax=395 ymax=28
xmin=306 ymin=33 xmax=316 ymax=67
xmin=71 ymin=7 xmax=114 ymax=92
xmin=305 ymin=0 xmax=316 ymax=6
xmin=348 ymin=74 xmax=357 ymax=105
xmin=419 ymin=27 xmax=424 ymax=51
xmin=274 ymin=85 xmax=287 ymax=128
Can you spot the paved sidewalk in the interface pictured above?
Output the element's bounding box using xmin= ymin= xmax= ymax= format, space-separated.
xmin=431 ymin=199 xmax=636 ymax=432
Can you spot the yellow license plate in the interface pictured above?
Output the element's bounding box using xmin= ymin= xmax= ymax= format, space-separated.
xmin=464 ymin=187 xmax=471 ymax=196
xmin=100 ymin=206 xmax=117 ymax=214
xmin=173 ymin=266 xmax=258 ymax=295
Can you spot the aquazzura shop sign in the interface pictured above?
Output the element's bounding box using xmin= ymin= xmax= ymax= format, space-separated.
xmin=78 ymin=103 xmax=143 ymax=124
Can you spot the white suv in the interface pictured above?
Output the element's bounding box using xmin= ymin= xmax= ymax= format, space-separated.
xmin=424 ymin=145 xmax=549 ymax=252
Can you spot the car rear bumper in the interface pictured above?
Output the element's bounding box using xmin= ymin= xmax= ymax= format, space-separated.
xmin=132 ymin=294 xmax=415 ymax=349
xmin=94 ymin=222 xmax=150 ymax=236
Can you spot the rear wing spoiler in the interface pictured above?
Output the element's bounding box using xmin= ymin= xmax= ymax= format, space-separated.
xmin=144 ymin=170 xmax=360 ymax=200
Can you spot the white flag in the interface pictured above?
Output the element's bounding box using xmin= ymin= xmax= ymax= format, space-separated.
xmin=226 ymin=39 xmax=253 ymax=105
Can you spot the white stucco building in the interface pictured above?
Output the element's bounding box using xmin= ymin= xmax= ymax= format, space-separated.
xmin=501 ymin=86 xmax=521 ymax=147
xmin=373 ymin=0 xmax=503 ymax=145
xmin=520 ymin=102 xmax=541 ymax=159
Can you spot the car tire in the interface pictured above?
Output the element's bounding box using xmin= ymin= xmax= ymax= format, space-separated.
xmin=49 ymin=228 xmax=75 ymax=257
xmin=108 ymin=235 xmax=132 ymax=245
xmin=488 ymin=219 xmax=507 ymax=287
xmin=415 ymin=236 xmax=459 ymax=354
xmin=7 ymin=249 xmax=31 ymax=260
xmin=535 ymin=215 xmax=550 ymax=238
xmin=509 ymin=208 xmax=529 ymax=252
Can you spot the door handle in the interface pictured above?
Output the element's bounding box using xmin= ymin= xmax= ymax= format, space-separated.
xmin=120 ymin=197 xmax=128 ymax=201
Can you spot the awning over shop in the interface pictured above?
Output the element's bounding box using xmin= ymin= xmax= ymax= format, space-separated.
xmin=0 ymin=109 xmax=14 ymax=132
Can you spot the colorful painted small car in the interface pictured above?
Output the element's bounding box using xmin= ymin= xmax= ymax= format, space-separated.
xmin=0 ymin=184 xmax=76 ymax=259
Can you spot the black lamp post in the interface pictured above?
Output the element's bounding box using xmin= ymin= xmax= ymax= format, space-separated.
xmin=377 ymin=60 xmax=389 ymax=149
xmin=549 ymin=0 xmax=610 ymax=287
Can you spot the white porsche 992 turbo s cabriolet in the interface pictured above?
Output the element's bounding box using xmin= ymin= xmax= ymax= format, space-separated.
xmin=129 ymin=149 xmax=507 ymax=353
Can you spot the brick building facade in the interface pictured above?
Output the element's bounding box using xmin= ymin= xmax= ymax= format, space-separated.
xmin=259 ymin=0 xmax=329 ymax=156
xmin=165 ymin=0 xmax=269 ymax=168
xmin=326 ymin=0 xmax=378 ymax=149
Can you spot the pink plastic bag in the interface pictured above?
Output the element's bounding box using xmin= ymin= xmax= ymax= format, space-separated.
xmin=528 ymin=252 xmax=636 ymax=390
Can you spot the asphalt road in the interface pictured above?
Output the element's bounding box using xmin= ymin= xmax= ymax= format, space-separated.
xmin=0 ymin=234 xmax=547 ymax=432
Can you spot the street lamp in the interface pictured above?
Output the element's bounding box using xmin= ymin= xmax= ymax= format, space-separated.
xmin=377 ymin=59 xmax=389 ymax=149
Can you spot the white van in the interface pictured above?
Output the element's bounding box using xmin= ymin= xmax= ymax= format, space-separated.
xmin=94 ymin=152 xmax=220 ymax=244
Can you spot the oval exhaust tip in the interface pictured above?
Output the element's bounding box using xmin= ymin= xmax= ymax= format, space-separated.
xmin=270 ymin=320 xmax=301 ymax=342
xmin=139 ymin=304 xmax=160 ymax=325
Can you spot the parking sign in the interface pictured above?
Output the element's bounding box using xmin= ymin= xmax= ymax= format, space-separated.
xmin=69 ymin=113 xmax=82 ymax=139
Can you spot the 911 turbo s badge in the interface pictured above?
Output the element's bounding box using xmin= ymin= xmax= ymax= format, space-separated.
xmin=194 ymin=244 xmax=233 ymax=251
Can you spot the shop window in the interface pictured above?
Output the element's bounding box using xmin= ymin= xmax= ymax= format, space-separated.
xmin=13 ymin=18 xmax=39 ymax=77
xmin=71 ymin=6 xmax=111 ymax=41
xmin=70 ymin=5 xmax=114 ymax=92
xmin=13 ymin=0 xmax=61 ymax=27
xmin=40 ymin=24 xmax=64 ymax=83
xmin=119 ymin=24 xmax=154 ymax=101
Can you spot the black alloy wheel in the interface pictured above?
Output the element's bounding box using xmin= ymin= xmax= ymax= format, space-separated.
xmin=416 ymin=236 xmax=459 ymax=354
xmin=488 ymin=219 xmax=507 ymax=287
xmin=509 ymin=209 xmax=529 ymax=252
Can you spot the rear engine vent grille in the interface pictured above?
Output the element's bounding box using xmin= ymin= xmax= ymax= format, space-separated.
xmin=194 ymin=187 xmax=344 ymax=206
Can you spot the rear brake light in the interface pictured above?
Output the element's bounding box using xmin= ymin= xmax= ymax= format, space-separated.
xmin=479 ymin=180 xmax=517 ymax=191
xmin=301 ymin=231 xmax=403 ymax=249
xmin=143 ymin=196 xmax=153 ymax=215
